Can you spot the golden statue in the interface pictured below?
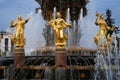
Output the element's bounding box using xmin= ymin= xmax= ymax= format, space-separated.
xmin=48 ymin=12 xmax=72 ymax=48
xmin=10 ymin=15 xmax=30 ymax=48
xmin=94 ymin=11 xmax=114 ymax=49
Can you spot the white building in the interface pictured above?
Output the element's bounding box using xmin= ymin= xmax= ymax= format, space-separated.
xmin=0 ymin=31 xmax=14 ymax=56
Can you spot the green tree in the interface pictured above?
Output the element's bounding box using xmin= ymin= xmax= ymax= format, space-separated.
xmin=105 ymin=9 xmax=120 ymax=49
xmin=105 ymin=9 xmax=116 ymax=36
xmin=105 ymin=9 xmax=115 ymax=28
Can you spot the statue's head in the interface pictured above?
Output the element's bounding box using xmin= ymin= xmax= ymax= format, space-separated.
xmin=100 ymin=14 xmax=104 ymax=19
xmin=56 ymin=12 xmax=61 ymax=18
xmin=17 ymin=15 xmax=22 ymax=21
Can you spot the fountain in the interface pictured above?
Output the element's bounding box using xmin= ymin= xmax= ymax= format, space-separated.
xmin=93 ymin=11 xmax=120 ymax=80
xmin=0 ymin=0 xmax=120 ymax=80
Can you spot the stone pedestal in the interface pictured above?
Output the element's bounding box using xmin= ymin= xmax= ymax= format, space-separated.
xmin=54 ymin=47 xmax=68 ymax=80
xmin=55 ymin=48 xmax=66 ymax=66
xmin=14 ymin=48 xmax=25 ymax=67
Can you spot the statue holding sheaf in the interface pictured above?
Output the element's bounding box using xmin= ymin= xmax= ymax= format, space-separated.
xmin=10 ymin=15 xmax=30 ymax=48
xmin=48 ymin=12 xmax=72 ymax=48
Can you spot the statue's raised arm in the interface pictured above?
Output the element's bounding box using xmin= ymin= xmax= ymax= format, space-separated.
xmin=25 ymin=17 xmax=31 ymax=23
xmin=95 ymin=11 xmax=99 ymax=25
xmin=96 ymin=11 xmax=99 ymax=19
xmin=10 ymin=20 xmax=16 ymax=27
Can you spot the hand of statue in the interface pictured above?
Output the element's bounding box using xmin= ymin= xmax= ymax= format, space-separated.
xmin=10 ymin=20 xmax=14 ymax=27
xmin=28 ymin=17 xmax=31 ymax=20
xmin=96 ymin=11 xmax=99 ymax=18
xmin=10 ymin=20 xmax=14 ymax=24
xmin=25 ymin=17 xmax=31 ymax=23
xmin=26 ymin=17 xmax=31 ymax=21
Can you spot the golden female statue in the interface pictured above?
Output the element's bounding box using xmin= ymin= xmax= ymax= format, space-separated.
xmin=94 ymin=11 xmax=115 ymax=49
xmin=10 ymin=15 xmax=30 ymax=48
xmin=48 ymin=12 xmax=71 ymax=48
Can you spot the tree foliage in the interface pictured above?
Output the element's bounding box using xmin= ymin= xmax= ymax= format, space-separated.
xmin=105 ymin=9 xmax=115 ymax=28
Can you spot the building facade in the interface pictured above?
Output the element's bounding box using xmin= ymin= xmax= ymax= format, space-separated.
xmin=0 ymin=31 xmax=14 ymax=56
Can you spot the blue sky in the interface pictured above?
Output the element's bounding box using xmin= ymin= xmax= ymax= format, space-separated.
xmin=94 ymin=0 xmax=120 ymax=27
xmin=0 ymin=0 xmax=39 ymax=31
xmin=0 ymin=0 xmax=120 ymax=31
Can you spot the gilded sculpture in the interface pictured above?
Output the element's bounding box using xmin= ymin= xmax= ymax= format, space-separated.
xmin=10 ymin=15 xmax=30 ymax=48
xmin=48 ymin=12 xmax=72 ymax=48
xmin=94 ymin=11 xmax=114 ymax=49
